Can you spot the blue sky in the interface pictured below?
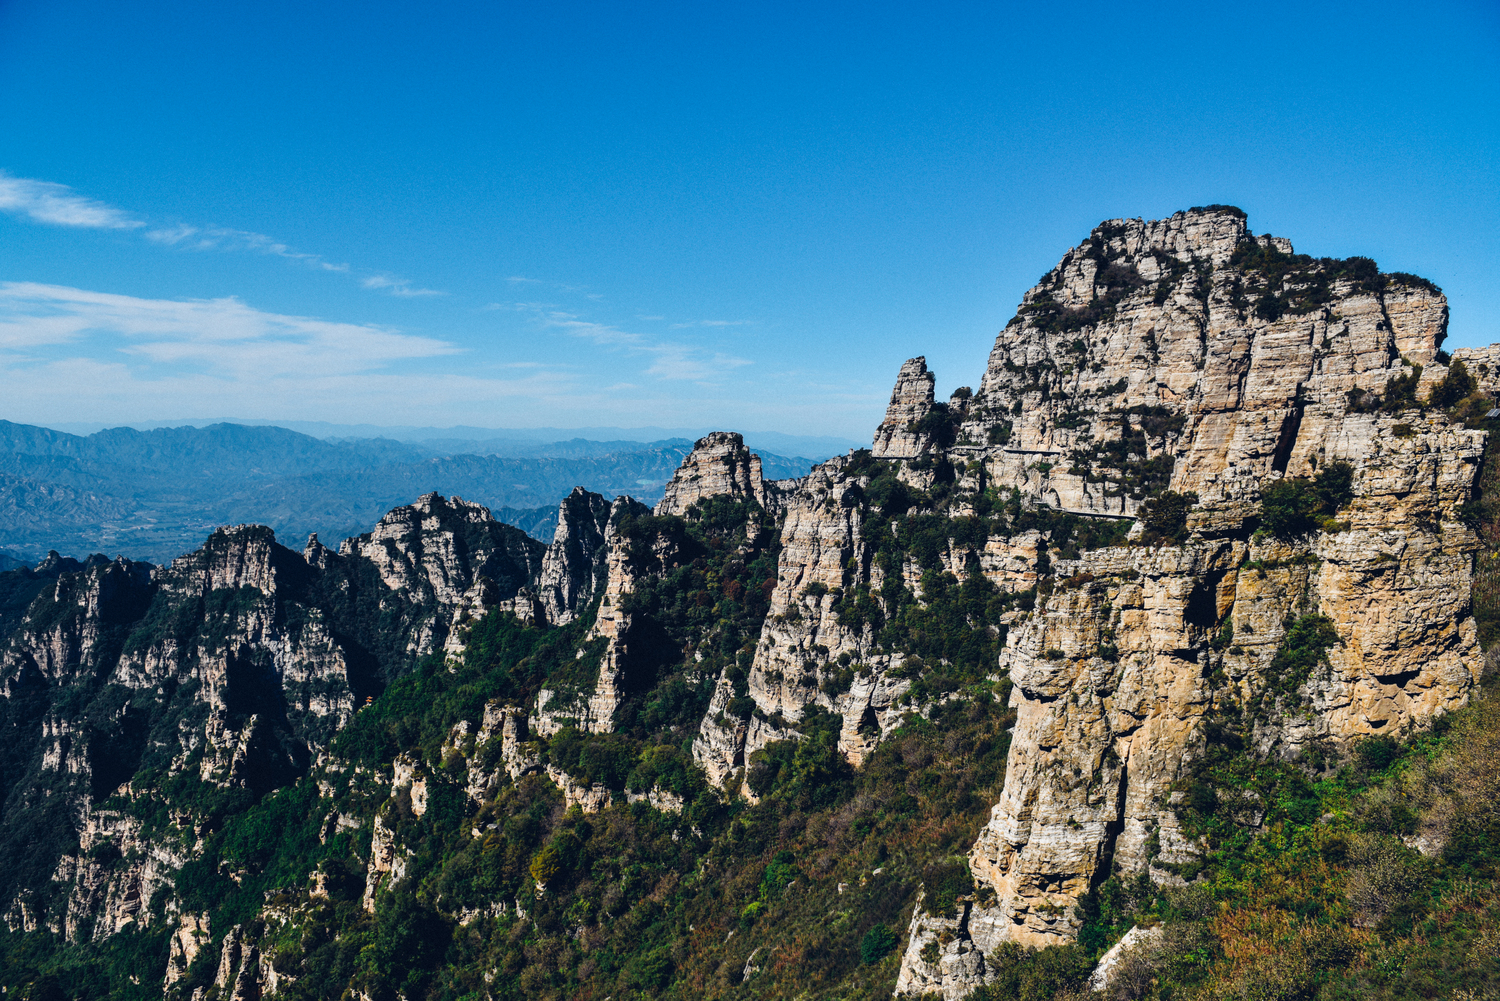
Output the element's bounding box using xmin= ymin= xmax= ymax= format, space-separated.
xmin=1 ymin=0 xmax=1496 ymax=440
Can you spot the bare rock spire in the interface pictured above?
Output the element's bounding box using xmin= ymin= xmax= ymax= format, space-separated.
xmin=872 ymin=356 xmax=936 ymax=458
xmin=654 ymin=431 xmax=766 ymax=516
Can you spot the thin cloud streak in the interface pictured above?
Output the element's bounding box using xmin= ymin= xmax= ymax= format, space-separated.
xmin=0 ymin=171 xmax=144 ymax=229
xmin=510 ymin=303 xmax=752 ymax=384
xmin=0 ymin=282 xmax=458 ymax=378
xmin=362 ymin=275 xmax=445 ymax=297
xmin=0 ymin=282 xmax=589 ymax=426
xmin=2 ymin=168 xmax=440 ymax=298
xmin=0 ymin=284 xmax=874 ymax=433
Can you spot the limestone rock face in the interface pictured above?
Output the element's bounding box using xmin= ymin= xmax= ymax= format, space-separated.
xmin=128 ymin=525 xmax=359 ymax=736
xmin=1 ymin=556 xmax=153 ymax=688
xmin=872 ymin=357 xmax=937 ymax=458
xmin=654 ymin=431 xmax=767 ymax=516
xmin=163 ymin=912 xmax=211 ymax=989
xmin=618 ymin=206 xmax=1490 ymax=989
xmin=532 ymin=496 xmax=651 ymax=736
xmin=942 ymin=210 xmax=1482 ymax=960
xmin=1454 ymin=344 xmax=1500 ymax=396
xmin=537 ymin=487 xmax=613 ymax=625
xmin=339 ymin=492 xmax=545 ymax=655
xmin=1089 ymin=925 xmax=1165 ymax=993
xmin=963 ymin=209 xmax=1456 ymax=525
xmin=49 ymin=800 xmax=187 ymax=944
xmin=693 ymin=455 xmax=912 ymax=785
xmin=0 ymin=493 xmax=552 ymax=939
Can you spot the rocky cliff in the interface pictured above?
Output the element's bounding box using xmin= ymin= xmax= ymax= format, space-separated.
xmin=0 ymin=495 xmax=550 ymax=943
xmin=891 ymin=207 xmax=1482 ymax=994
xmin=686 ymin=206 xmax=1485 ymax=996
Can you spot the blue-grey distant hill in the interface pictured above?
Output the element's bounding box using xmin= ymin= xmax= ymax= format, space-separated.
xmin=42 ymin=419 xmax=861 ymax=461
xmin=0 ymin=421 xmax=821 ymax=563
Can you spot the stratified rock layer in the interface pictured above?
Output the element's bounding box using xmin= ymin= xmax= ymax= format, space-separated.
xmin=881 ymin=207 xmax=1486 ymax=992
xmin=872 ymin=356 xmax=938 ymax=458
xmin=654 ymin=431 xmax=767 ymax=516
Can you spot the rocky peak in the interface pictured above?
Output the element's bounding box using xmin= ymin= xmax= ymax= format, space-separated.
xmin=32 ymin=551 xmax=97 ymax=577
xmin=1106 ymin=205 xmax=1251 ymax=265
xmin=162 ymin=524 xmax=289 ymax=597
xmin=302 ymin=532 xmax=335 ymax=570
xmin=339 ymin=492 xmax=544 ymax=647
xmin=537 ymin=486 xmax=614 ymax=625
xmin=654 ymin=431 xmax=766 ymax=516
xmin=3 ymin=556 xmax=155 ymax=688
xmin=872 ymin=356 xmax=937 ymax=458
xmin=965 ymin=207 xmax=1458 ymax=527
xmin=867 ymin=209 xmax=1486 ymax=986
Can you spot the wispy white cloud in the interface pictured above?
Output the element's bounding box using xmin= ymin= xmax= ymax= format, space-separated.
xmin=0 ymin=282 xmax=587 ymax=426
xmin=506 ymin=303 xmax=752 ymax=383
xmin=0 ymin=282 xmax=879 ymax=435
xmin=361 ymin=275 xmax=445 ymax=297
xmin=2 ymin=168 xmax=440 ymax=297
xmin=669 ymin=318 xmax=753 ymax=329
xmin=0 ymin=171 xmax=143 ymax=229
xmin=0 ymin=282 xmax=457 ymax=377
xmin=644 ymin=346 xmax=753 ymax=381
xmin=503 ymin=275 xmax=601 ymax=299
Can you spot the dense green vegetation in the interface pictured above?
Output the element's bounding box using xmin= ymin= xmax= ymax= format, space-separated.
xmin=1026 ymin=676 xmax=1500 ymax=1001
xmin=1227 ymin=241 xmax=1442 ymax=322
xmin=608 ymin=496 xmax=781 ymax=736
xmin=835 ymin=451 xmax=1129 ymax=702
xmin=1259 ymin=462 xmax=1355 ymax=539
xmin=1066 ymin=408 xmax=1179 ymax=505
xmin=0 ymin=625 xmax=1019 ymax=1001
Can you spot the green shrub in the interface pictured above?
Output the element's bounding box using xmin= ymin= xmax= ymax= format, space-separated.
xmin=1140 ymin=490 xmax=1198 ymax=544
xmin=860 ymin=923 xmax=898 ymax=965
xmin=529 ymin=843 xmax=562 ymax=884
xmin=627 ymin=946 xmax=674 ymax=989
xmin=759 ymin=850 xmax=801 ymax=902
xmin=1381 ymin=364 xmax=1422 ymax=412
xmin=1260 ymin=462 xmax=1354 ymax=538
xmin=1429 ymin=358 xmax=1476 ymax=410
xmin=968 ymin=941 xmax=1093 ymax=1001
xmin=726 ymin=696 xmax=756 ymax=720
xmin=921 ymin=857 xmax=975 ymax=918
xmin=1266 ymin=613 xmax=1340 ymax=695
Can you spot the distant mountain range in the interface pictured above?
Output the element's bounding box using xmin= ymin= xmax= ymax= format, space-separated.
xmin=39 ymin=418 xmax=861 ymax=460
xmin=0 ymin=420 xmax=830 ymax=564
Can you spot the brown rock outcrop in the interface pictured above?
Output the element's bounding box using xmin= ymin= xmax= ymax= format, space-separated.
xmin=694 ymin=455 xmax=911 ymax=785
xmin=0 ymin=493 xmax=551 ymax=937
xmin=339 ymin=492 xmax=544 ymax=654
xmin=536 ymin=487 xmax=613 ymax=625
xmin=882 ymin=207 xmax=1487 ymax=990
xmin=163 ymin=912 xmax=211 ymax=990
xmin=654 ymin=431 xmax=767 ymax=515
xmin=872 ymin=357 xmax=937 ymax=458
xmin=532 ymin=496 xmax=650 ymax=735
